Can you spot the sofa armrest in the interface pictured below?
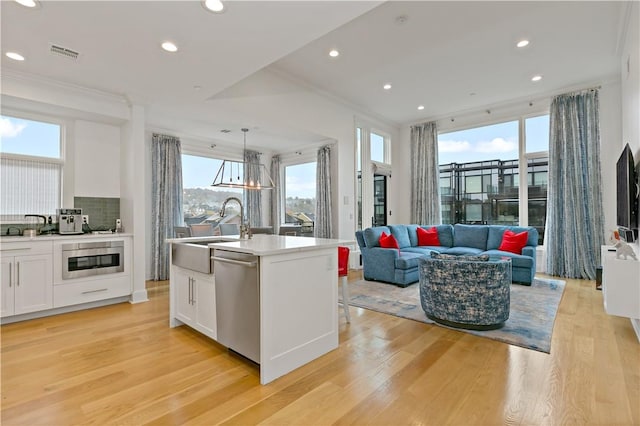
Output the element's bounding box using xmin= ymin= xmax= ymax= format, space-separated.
xmin=521 ymin=246 xmax=536 ymax=258
xmin=365 ymin=246 xmax=400 ymax=260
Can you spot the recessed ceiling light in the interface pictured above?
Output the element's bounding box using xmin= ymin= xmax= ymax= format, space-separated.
xmin=14 ymin=0 xmax=39 ymax=8
xmin=329 ymin=49 xmax=339 ymax=58
xmin=202 ymin=0 xmax=224 ymax=13
xmin=417 ymin=105 xmax=425 ymax=110
xmin=6 ymin=52 xmax=25 ymax=61
xmin=383 ymin=83 xmax=392 ymax=90
xmin=531 ymin=75 xmax=542 ymax=82
xmin=161 ymin=42 xmax=178 ymax=52
xmin=517 ymin=40 xmax=530 ymax=48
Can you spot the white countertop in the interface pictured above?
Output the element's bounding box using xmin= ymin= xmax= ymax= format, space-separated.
xmin=0 ymin=233 xmax=133 ymax=243
xmin=168 ymin=234 xmax=353 ymax=256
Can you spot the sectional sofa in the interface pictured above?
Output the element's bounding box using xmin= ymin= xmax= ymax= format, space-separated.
xmin=355 ymin=224 xmax=538 ymax=287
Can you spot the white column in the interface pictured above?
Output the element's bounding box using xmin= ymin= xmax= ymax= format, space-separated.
xmin=121 ymin=104 xmax=148 ymax=304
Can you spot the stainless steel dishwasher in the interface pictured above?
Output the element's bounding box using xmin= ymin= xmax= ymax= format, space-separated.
xmin=212 ymin=249 xmax=260 ymax=363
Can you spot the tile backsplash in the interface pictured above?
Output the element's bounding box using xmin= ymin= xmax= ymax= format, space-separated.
xmin=74 ymin=197 xmax=120 ymax=231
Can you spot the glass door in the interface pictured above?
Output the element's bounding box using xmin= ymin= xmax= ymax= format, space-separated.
xmin=372 ymin=174 xmax=387 ymax=226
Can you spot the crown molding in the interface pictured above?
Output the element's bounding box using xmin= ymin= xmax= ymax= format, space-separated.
xmin=1 ymin=68 xmax=128 ymax=105
xmin=615 ymin=1 xmax=634 ymax=57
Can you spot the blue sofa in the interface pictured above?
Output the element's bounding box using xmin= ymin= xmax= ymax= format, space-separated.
xmin=355 ymin=224 xmax=538 ymax=287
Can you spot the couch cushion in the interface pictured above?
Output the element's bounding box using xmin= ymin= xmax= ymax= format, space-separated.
xmin=403 ymin=247 xmax=444 ymax=256
xmin=389 ymin=225 xmax=411 ymax=249
xmin=395 ymin=252 xmax=424 ymax=269
xmin=379 ymin=232 xmax=400 ymax=250
xmin=453 ymin=224 xmax=489 ymax=250
xmin=417 ymin=226 xmax=440 ymax=246
xmin=407 ymin=224 xmax=454 ymax=247
xmin=498 ymin=230 xmax=529 ymax=254
xmin=483 ymin=249 xmax=534 ymax=268
xmin=442 ymin=246 xmax=484 ymax=256
xmin=487 ymin=226 xmax=538 ymax=250
xmin=431 ymin=252 xmax=490 ymax=261
xmin=363 ymin=226 xmax=391 ymax=248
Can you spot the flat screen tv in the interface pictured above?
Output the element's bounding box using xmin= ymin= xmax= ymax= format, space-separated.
xmin=616 ymin=143 xmax=639 ymax=239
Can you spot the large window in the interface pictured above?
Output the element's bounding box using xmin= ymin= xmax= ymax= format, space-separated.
xmin=0 ymin=114 xmax=63 ymax=219
xmin=181 ymin=154 xmax=242 ymax=227
xmin=355 ymin=124 xmax=392 ymax=231
xmin=438 ymin=115 xmax=549 ymax=243
xmin=283 ymin=161 xmax=316 ymax=226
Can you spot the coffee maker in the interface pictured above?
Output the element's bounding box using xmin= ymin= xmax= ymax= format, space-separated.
xmin=58 ymin=208 xmax=83 ymax=234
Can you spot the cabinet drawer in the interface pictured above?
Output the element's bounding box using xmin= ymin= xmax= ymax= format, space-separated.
xmin=53 ymin=276 xmax=131 ymax=308
xmin=0 ymin=241 xmax=53 ymax=256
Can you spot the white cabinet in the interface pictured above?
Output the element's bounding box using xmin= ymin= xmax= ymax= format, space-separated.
xmin=171 ymin=266 xmax=216 ymax=339
xmin=1 ymin=242 xmax=53 ymax=318
xmin=601 ymin=244 xmax=640 ymax=342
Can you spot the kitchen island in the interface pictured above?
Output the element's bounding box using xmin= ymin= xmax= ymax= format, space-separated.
xmin=167 ymin=234 xmax=353 ymax=384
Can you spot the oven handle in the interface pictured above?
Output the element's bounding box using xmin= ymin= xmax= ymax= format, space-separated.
xmin=62 ymin=241 xmax=124 ymax=251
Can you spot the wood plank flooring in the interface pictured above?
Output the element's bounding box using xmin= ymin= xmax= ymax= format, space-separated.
xmin=1 ymin=273 xmax=639 ymax=425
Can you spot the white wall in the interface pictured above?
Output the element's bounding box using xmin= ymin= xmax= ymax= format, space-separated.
xmin=600 ymin=81 xmax=623 ymax=234
xmin=74 ymin=120 xmax=121 ymax=197
xmin=621 ymin=1 xmax=640 ymax=157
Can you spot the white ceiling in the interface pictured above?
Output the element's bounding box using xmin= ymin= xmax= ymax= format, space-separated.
xmin=0 ymin=1 xmax=627 ymax=151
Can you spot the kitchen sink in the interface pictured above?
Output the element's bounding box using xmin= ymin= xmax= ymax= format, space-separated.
xmin=171 ymin=238 xmax=239 ymax=273
xmin=172 ymin=243 xmax=213 ymax=274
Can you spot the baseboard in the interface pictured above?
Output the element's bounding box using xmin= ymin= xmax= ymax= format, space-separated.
xmin=630 ymin=318 xmax=640 ymax=343
xmin=1 ymin=296 xmax=130 ymax=324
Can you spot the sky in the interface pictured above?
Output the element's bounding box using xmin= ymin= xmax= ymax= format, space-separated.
xmin=0 ymin=115 xmax=60 ymax=158
xmin=438 ymin=115 xmax=549 ymax=165
xmin=182 ymin=154 xmax=317 ymax=199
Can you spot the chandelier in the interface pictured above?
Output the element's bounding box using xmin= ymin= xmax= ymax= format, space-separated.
xmin=211 ymin=128 xmax=275 ymax=190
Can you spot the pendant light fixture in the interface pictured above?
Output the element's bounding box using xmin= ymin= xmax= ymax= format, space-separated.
xmin=211 ymin=128 xmax=275 ymax=190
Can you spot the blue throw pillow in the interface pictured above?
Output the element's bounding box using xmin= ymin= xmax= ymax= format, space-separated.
xmin=453 ymin=224 xmax=489 ymax=250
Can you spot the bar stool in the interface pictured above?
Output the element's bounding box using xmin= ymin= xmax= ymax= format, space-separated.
xmin=338 ymin=246 xmax=351 ymax=323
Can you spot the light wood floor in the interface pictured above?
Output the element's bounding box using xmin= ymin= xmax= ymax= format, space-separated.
xmin=1 ymin=272 xmax=639 ymax=425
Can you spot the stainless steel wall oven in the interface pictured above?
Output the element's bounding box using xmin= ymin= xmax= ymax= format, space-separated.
xmin=62 ymin=241 xmax=124 ymax=279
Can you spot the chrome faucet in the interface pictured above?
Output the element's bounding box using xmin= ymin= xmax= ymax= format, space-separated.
xmin=220 ymin=196 xmax=251 ymax=239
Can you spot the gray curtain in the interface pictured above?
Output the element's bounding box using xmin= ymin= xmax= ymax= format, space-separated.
xmin=270 ymin=155 xmax=281 ymax=235
xmin=315 ymin=145 xmax=333 ymax=238
xmin=546 ymin=89 xmax=605 ymax=280
xmin=244 ymin=150 xmax=262 ymax=227
xmin=410 ymin=121 xmax=441 ymax=224
xmin=151 ymin=133 xmax=183 ymax=281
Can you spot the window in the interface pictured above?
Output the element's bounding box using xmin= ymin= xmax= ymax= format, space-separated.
xmin=438 ymin=115 xmax=549 ymax=243
xmin=0 ymin=114 xmax=62 ymax=218
xmin=181 ymin=154 xmax=242 ymax=227
xmin=283 ymin=161 xmax=316 ymax=226
xmin=355 ymin=123 xmax=392 ymax=231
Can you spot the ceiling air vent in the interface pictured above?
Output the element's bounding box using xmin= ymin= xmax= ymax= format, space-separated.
xmin=49 ymin=44 xmax=80 ymax=60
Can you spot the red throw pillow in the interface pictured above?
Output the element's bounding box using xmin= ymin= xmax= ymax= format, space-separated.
xmin=417 ymin=226 xmax=441 ymax=246
xmin=498 ymin=230 xmax=529 ymax=254
xmin=379 ymin=232 xmax=400 ymax=250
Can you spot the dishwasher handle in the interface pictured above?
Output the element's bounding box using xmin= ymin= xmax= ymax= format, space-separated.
xmin=211 ymin=256 xmax=257 ymax=268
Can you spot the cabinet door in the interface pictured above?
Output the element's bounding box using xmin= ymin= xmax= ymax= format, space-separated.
xmin=14 ymin=254 xmax=53 ymax=315
xmin=174 ymin=268 xmax=195 ymax=325
xmin=194 ymin=275 xmax=216 ymax=339
xmin=1 ymin=257 xmax=15 ymax=317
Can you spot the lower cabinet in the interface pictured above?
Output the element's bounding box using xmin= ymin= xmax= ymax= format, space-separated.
xmin=1 ymin=251 xmax=53 ymax=318
xmin=173 ymin=266 xmax=216 ymax=339
xmin=53 ymin=275 xmax=131 ymax=308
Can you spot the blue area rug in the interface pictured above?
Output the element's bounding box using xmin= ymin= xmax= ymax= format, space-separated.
xmin=342 ymin=277 xmax=566 ymax=353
